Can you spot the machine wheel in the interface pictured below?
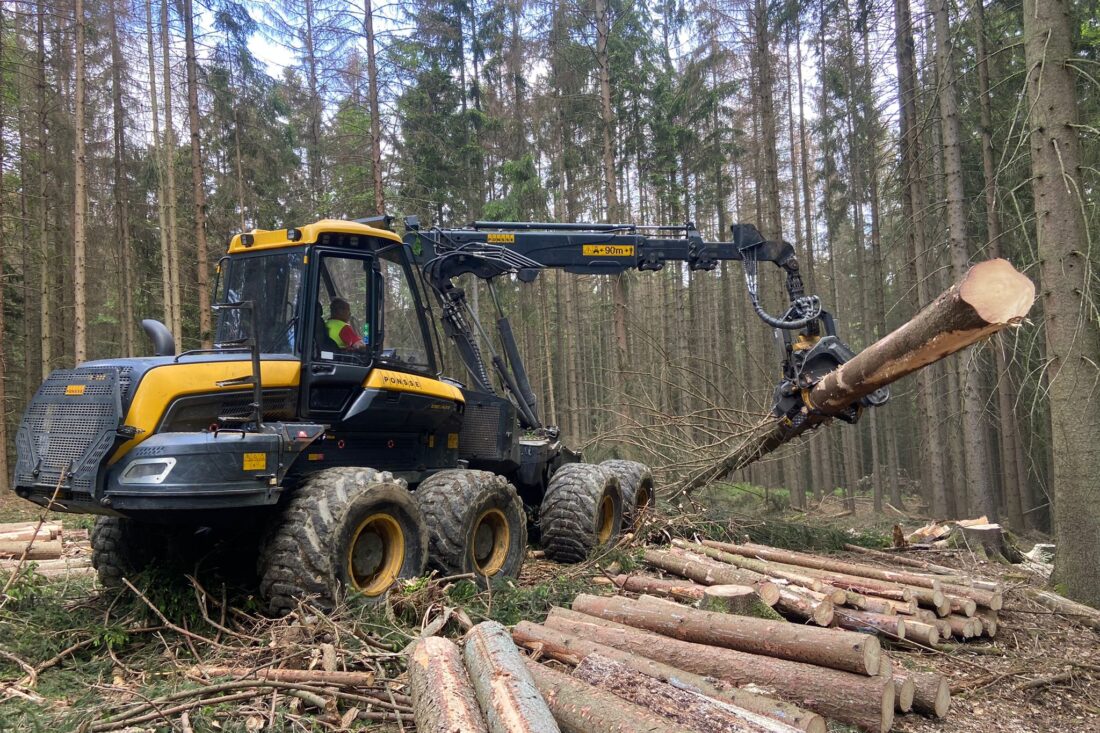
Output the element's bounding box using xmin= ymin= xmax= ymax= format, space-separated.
xmin=258 ymin=467 xmax=428 ymax=616
xmin=539 ymin=463 xmax=622 ymax=563
xmin=416 ymin=470 xmax=527 ymax=585
xmin=91 ymin=516 xmax=153 ymax=587
xmin=600 ymin=459 xmax=656 ymax=531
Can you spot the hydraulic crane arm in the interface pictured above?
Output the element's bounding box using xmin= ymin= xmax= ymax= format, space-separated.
xmin=402 ymin=218 xmax=887 ymax=434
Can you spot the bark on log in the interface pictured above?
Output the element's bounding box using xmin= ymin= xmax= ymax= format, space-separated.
xmin=901 ymin=620 xmax=942 ymax=646
xmin=891 ymin=673 xmax=916 ymax=713
xmin=464 ymin=621 xmax=560 ymax=733
xmin=943 ymin=614 xmax=980 ymax=639
xmin=975 ymin=609 xmax=998 ymax=637
xmin=574 ymin=652 xmax=803 ymax=732
xmin=907 ymin=670 xmax=950 ymax=717
xmin=544 ymin=608 xmax=895 ymax=733
xmin=832 ymin=609 xmax=905 ymax=639
xmin=708 ymin=541 xmax=943 ymax=592
xmin=196 ymin=666 xmax=376 ymax=686
xmin=844 ymin=592 xmax=898 ymax=616
xmin=1019 ymin=589 xmax=1100 ymax=631
xmin=0 ymin=538 xmax=64 ymax=559
xmin=524 ymin=659 xmax=688 ymax=733
xmin=775 ymin=588 xmax=834 ymax=626
xmin=941 ymin=582 xmax=1002 ymax=611
xmin=841 ymin=544 xmax=959 ymax=576
xmin=512 ymin=621 xmax=826 ymax=733
xmin=678 ymin=258 xmax=1034 ymax=491
xmin=677 ymin=542 xmax=847 ymax=604
xmin=571 ymin=593 xmax=881 ymax=676
xmin=944 ymin=595 xmax=977 ymax=617
xmin=407 ymin=637 xmax=490 ymax=733
xmin=613 ymin=574 xmax=705 ymax=603
xmin=643 ymin=549 xmax=780 ymax=605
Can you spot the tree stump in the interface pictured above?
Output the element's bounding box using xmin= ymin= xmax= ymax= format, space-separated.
xmin=700 ymin=585 xmax=785 ymax=621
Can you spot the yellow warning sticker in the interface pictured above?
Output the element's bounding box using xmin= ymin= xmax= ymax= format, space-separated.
xmin=65 ymin=385 xmax=86 ymax=396
xmin=487 ymin=233 xmax=515 ymax=244
xmin=447 ymin=433 xmax=460 ymax=449
xmin=583 ymin=244 xmax=635 ymax=257
xmin=307 ymin=453 xmax=324 ymax=461
xmin=243 ymin=452 xmax=267 ymax=471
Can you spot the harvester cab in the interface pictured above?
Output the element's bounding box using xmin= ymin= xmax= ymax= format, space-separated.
xmin=11 ymin=216 xmax=884 ymax=614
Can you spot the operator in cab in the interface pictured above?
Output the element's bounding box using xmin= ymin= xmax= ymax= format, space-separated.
xmin=326 ymin=297 xmax=368 ymax=351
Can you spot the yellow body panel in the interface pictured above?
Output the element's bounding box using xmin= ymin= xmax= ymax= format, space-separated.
xmin=110 ymin=360 xmax=301 ymax=463
xmin=227 ymin=219 xmax=402 ymax=254
xmin=364 ymin=369 xmax=465 ymax=403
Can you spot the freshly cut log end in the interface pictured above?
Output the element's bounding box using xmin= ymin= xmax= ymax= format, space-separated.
xmin=908 ymin=671 xmax=950 ymax=718
xmin=573 ymin=653 xmax=803 ymax=733
xmin=701 ymin=585 xmax=781 ymax=619
xmin=957 ymin=259 xmax=1036 ymax=325
xmin=524 ymin=659 xmax=689 ymax=733
xmin=892 ymin=674 xmax=916 ymax=713
xmin=464 ymin=621 xmax=560 ymax=733
xmin=408 ymin=636 xmax=489 ymax=733
xmin=776 ymin=588 xmax=833 ymax=626
xmin=903 ymin=620 xmax=941 ymax=646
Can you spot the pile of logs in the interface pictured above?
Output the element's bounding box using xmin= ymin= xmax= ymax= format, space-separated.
xmin=623 ymin=539 xmax=1005 ymax=645
xmin=0 ymin=520 xmax=93 ymax=579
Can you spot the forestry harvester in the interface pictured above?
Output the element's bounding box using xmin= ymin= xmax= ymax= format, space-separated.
xmin=11 ymin=217 xmax=885 ymax=613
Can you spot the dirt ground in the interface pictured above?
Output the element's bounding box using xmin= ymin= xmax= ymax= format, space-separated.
xmin=1 ymin=489 xmax=1098 ymax=733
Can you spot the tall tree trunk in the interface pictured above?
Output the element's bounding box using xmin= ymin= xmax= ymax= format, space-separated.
xmin=896 ymin=0 xmax=947 ymax=515
xmin=36 ymin=5 xmax=51 ymax=377
xmin=754 ymin=0 xmax=781 ymax=240
xmin=0 ymin=9 xmax=7 ymax=492
xmin=183 ymin=0 xmax=211 ymax=347
xmin=303 ymin=0 xmax=322 ymax=209
xmin=109 ymin=0 xmax=136 ymax=356
xmin=364 ymin=0 xmax=384 ymax=214
xmin=73 ymin=0 xmax=87 ymax=364
xmin=1023 ymin=0 xmax=1100 ymax=607
xmin=935 ymin=0 xmax=995 ymax=520
xmin=161 ymin=0 xmax=182 ymax=345
xmin=972 ymin=0 xmax=1024 ymax=529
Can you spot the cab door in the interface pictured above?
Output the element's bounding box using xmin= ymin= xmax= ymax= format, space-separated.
xmin=300 ymin=251 xmax=377 ymax=421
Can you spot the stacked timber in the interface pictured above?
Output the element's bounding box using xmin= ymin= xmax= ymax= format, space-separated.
xmin=0 ymin=520 xmax=93 ymax=579
xmin=633 ymin=539 xmax=1005 ymax=645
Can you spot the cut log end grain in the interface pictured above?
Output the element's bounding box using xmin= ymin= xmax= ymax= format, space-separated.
xmin=701 ymin=585 xmax=782 ymax=620
xmin=908 ymin=671 xmax=950 ymax=718
xmin=892 ymin=674 xmax=916 ymax=713
xmin=407 ymin=636 xmax=489 ymax=733
xmin=957 ymin=259 xmax=1036 ymax=324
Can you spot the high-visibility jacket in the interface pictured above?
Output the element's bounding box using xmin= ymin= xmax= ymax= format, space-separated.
xmin=326 ymin=319 xmax=367 ymax=347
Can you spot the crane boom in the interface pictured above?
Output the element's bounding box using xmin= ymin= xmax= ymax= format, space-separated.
xmin=402 ymin=218 xmax=888 ymax=435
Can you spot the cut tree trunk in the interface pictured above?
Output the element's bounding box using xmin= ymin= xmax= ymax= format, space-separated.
xmin=544 ymin=608 xmax=895 ymax=733
xmin=891 ymin=673 xmax=916 ymax=713
xmin=975 ymin=609 xmax=998 ymax=637
xmin=776 ymin=588 xmax=834 ymax=626
xmin=197 ymin=666 xmax=376 ymax=686
xmin=570 ymin=593 xmax=880 ymax=675
xmin=832 ymin=609 xmax=905 ymax=640
xmin=464 ymin=621 xmax=560 ymax=733
xmin=679 ymin=259 xmax=1034 ymax=491
xmin=842 ymin=544 xmax=959 ymax=576
xmin=702 ymin=585 xmax=784 ymax=620
xmin=0 ymin=538 xmax=63 ymax=559
xmin=524 ymin=659 xmax=686 ymax=733
xmin=678 ymin=542 xmax=847 ymax=603
xmin=407 ymin=636 xmax=490 ymax=733
xmin=573 ymin=653 xmax=803 ymax=732
xmin=706 ymin=541 xmax=943 ymax=591
xmin=901 ymin=620 xmax=942 ymax=646
xmin=512 ymin=621 xmax=825 ymax=733
xmin=613 ymin=574 xmax=705 ymax=603
xmin=944 ymin=595 xmax=977 ymax=617
xmin=943 ymin=615 xmax=981 ymax=639
xmin=907 ymin=670 xmax=950 ymax=717
xmin=940 ymin=583 xmax=1002 ymax=611
xmin=643 ymin=549 xmax=780 ymax=605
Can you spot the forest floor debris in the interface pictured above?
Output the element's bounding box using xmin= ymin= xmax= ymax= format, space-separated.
xmin=0 ymin=490 xmax=1097 ymax=732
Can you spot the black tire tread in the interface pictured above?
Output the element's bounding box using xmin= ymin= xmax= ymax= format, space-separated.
xmin=600 ymin=459 xmax=655 ymax=529
xmin=416 ymin=469 xmax=527 ymax=581
xmin=258 ymin=467 xmax=415 ymax=616
xmin=539 ymin=463 xmax=622 ymax=563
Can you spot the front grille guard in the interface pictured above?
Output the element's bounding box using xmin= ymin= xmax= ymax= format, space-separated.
xmin=14 ymin=366 xmax=126 ymax=499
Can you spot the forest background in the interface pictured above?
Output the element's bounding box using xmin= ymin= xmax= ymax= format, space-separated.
xmin=0 ymin=0 xmax=1097 ymax=603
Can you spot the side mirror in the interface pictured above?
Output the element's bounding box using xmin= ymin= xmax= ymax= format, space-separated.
xmin=141 ymin=319 xmax=176 ymax=357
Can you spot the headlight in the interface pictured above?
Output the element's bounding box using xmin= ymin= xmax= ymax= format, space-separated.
xmin=119 ymin=458 xmax=177 ymax=485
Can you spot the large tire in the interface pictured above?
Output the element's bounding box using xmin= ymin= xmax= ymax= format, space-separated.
xmin=258 ymin=467 xmax=428 ymax=616
xmin=539 ymin=463 xmax=622 ymax=563
xmin=91 ymin=516 xmax=194 ymax=587
xmin=600 ymin=459 xmax=655 ymax=531
xmin=416 ymin=469 xmax=527 ymax=585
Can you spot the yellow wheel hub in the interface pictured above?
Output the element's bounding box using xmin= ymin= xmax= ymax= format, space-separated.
xmin=347 ymin=513 xmax=405 ymax=597
xmin=634 ymin=489 xmax=652 ymax=524
xmin=472 ymin=508 xmax=510 ymax=577
xmin=596 ymin=494 xmax=615 ymax=544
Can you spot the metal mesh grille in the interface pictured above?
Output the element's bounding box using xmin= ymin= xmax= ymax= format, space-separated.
xmin=459 ymin=401 xmax=504 ymax=458
xmin=14 ymin=367 xmax=123 ymax=495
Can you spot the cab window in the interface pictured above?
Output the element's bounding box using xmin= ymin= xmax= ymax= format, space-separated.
xmin=377 ymin=251 xmax=432 ymax=370
xmin=316 ymin=255 xmax=372 ymax=364
xmin=215 ymin=251 xmax=305 ymax=354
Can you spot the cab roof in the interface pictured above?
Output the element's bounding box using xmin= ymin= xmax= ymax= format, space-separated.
xmin=227 ymin=219 xmax=403 ymax=254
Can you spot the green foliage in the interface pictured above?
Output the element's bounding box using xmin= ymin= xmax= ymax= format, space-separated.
xmin=446 ymin=575 xmax=601 ymax=626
